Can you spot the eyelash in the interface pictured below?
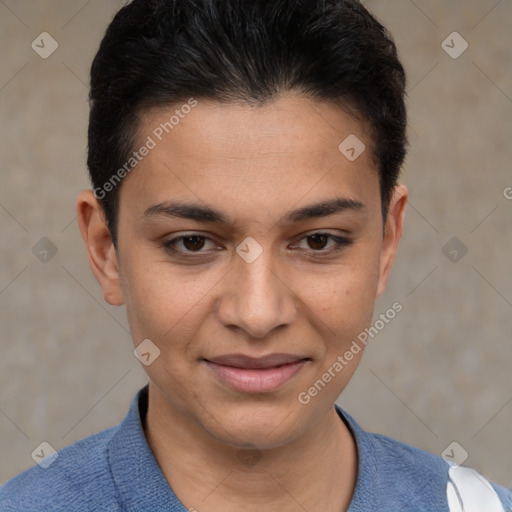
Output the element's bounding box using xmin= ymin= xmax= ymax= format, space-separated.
xmin=162 ymin=232 xmax=353 ymax=259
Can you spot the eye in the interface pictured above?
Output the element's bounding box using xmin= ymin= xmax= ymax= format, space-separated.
xmin=163 ymin=234 xmax=218 ymax=254
xmin=161 ymin=231 xmax=353 ymax=260
xmin=295 ymin=232 xmax=353 ymax=253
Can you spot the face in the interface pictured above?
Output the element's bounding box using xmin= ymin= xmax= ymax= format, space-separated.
xmin=78 ymin=93 xmax=407 ymax=450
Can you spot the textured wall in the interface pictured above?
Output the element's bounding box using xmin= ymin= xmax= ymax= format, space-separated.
xmin=1 ymin=0 xmax=511 ymax=488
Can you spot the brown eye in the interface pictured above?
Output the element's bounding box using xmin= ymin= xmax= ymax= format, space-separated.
xmin=307 ymin=234 xmax=329 ymax=250
xmin=163 ymin=234 xmax=217 ymax=256
xmin=294 ymin=232 xmax=353 ymax=255
xmin=181 ymin=236 xmax=206 ymax=252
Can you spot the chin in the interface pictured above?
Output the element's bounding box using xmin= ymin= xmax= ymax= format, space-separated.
xmin=200 ymin=399 xmax=307 ymax=449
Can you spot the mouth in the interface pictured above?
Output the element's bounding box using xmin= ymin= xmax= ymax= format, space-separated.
xmin=203 ymin=353 xmax=310 ymax=393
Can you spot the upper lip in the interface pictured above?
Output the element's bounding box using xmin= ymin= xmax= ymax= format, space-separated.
xmin=205 ymin=353 xmax=309 ymax=369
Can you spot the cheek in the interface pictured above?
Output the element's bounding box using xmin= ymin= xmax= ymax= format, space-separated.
xmin=310 ymin=248 xmax=381 ymax=350
xmin=120 ymin=255 xmax=216 ymax=351
xmin=121 ymin=232 xmax=381 ymax=352
xmin=316 ymin=247 xmax=380 ymax=312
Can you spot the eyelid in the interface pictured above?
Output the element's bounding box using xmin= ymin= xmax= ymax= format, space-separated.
xmin=291 ymin=231 xmax=353 ymax=250
xmin=162 ymin=232 xmax=220 ymax=252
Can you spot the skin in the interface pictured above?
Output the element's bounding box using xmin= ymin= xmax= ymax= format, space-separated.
xmin=77 ymin=93 xmax=408 ymax=512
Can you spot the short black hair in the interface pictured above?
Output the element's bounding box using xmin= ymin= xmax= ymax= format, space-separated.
xmin=88 ymin=0 xmax=407 ymax=246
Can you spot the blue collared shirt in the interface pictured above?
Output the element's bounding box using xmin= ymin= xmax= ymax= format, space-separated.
xmin=2 ymin=385 xmax=511 ymax=511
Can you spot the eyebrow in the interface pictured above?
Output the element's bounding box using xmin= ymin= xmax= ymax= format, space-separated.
xmin=143 ymin=197 xmax=365 ymax=225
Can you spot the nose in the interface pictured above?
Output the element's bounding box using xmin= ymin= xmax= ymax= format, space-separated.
xmin=216 ymin=245 xmax=298 ymax=339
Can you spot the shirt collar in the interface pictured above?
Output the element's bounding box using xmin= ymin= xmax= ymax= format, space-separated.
xmin=107 ymin=385 xmax=377 ymax=511
xmin=334 ymin=404 xmax=379 ymax=511
xmin=107 ymin=385 xmax=186 ymax=511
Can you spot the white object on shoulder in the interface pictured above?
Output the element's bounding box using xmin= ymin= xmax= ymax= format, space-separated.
xmin=446 ymin=463 xmax=505 ymax=512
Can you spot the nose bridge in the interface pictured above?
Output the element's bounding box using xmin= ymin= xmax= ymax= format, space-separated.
xmin=239 ymin=247 xmax=278 ymax=303
xmin=218 ymin=237 xmax=297 ymax=338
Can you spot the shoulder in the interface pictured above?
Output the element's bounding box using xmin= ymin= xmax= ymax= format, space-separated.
xmin=368 ymin=429 xmax=453 ymax=508
xmin=370 ymin=429 xmax=448 ymax=479
xmin=337 ymin=407 xmax=512 ymax=511
xmin=374 ymin=431 xmax=511 ymax=501
xmin=376 ymin=434 xmax=512 ymax=511
xmin=1 ymin=426 xmax=120 ymax=512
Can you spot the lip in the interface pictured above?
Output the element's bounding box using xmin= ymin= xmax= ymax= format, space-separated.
xmin=204 ymin=353 xmax=309 ymax=393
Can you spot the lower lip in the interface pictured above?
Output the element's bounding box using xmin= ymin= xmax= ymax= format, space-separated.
xmin=204 ymin=360 xmax=307 ymax=393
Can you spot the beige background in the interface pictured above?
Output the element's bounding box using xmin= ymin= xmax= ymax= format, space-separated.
xmin=1 ymin=0 xmax=511 ymax=489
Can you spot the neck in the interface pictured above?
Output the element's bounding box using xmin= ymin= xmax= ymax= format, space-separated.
xmin=143 ymin=383 xmax=358 ymax=512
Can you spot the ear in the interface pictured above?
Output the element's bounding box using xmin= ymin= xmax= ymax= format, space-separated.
xmin=76 ymin=190 xmax=124 ymax=306
xmin=376 ymin=184 xmax=408 ymax=298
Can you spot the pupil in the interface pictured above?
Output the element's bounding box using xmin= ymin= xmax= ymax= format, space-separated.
xmin=184 ymin=236 xmax=205 ymax=251
xmin=309 ymin=234 xmax=327 ymax=250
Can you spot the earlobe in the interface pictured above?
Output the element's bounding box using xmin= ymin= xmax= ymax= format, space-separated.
xmin=376 ymin=184 xmax=408 ymax=298
xmin=76 ymin=190 xmax=125 ymax=306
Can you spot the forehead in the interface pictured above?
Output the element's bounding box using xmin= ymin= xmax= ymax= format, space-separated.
xmin=140 ymin=94 xmax=373 ymax=162
xmin=120 ymin=94 xmax=379 ymax=222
